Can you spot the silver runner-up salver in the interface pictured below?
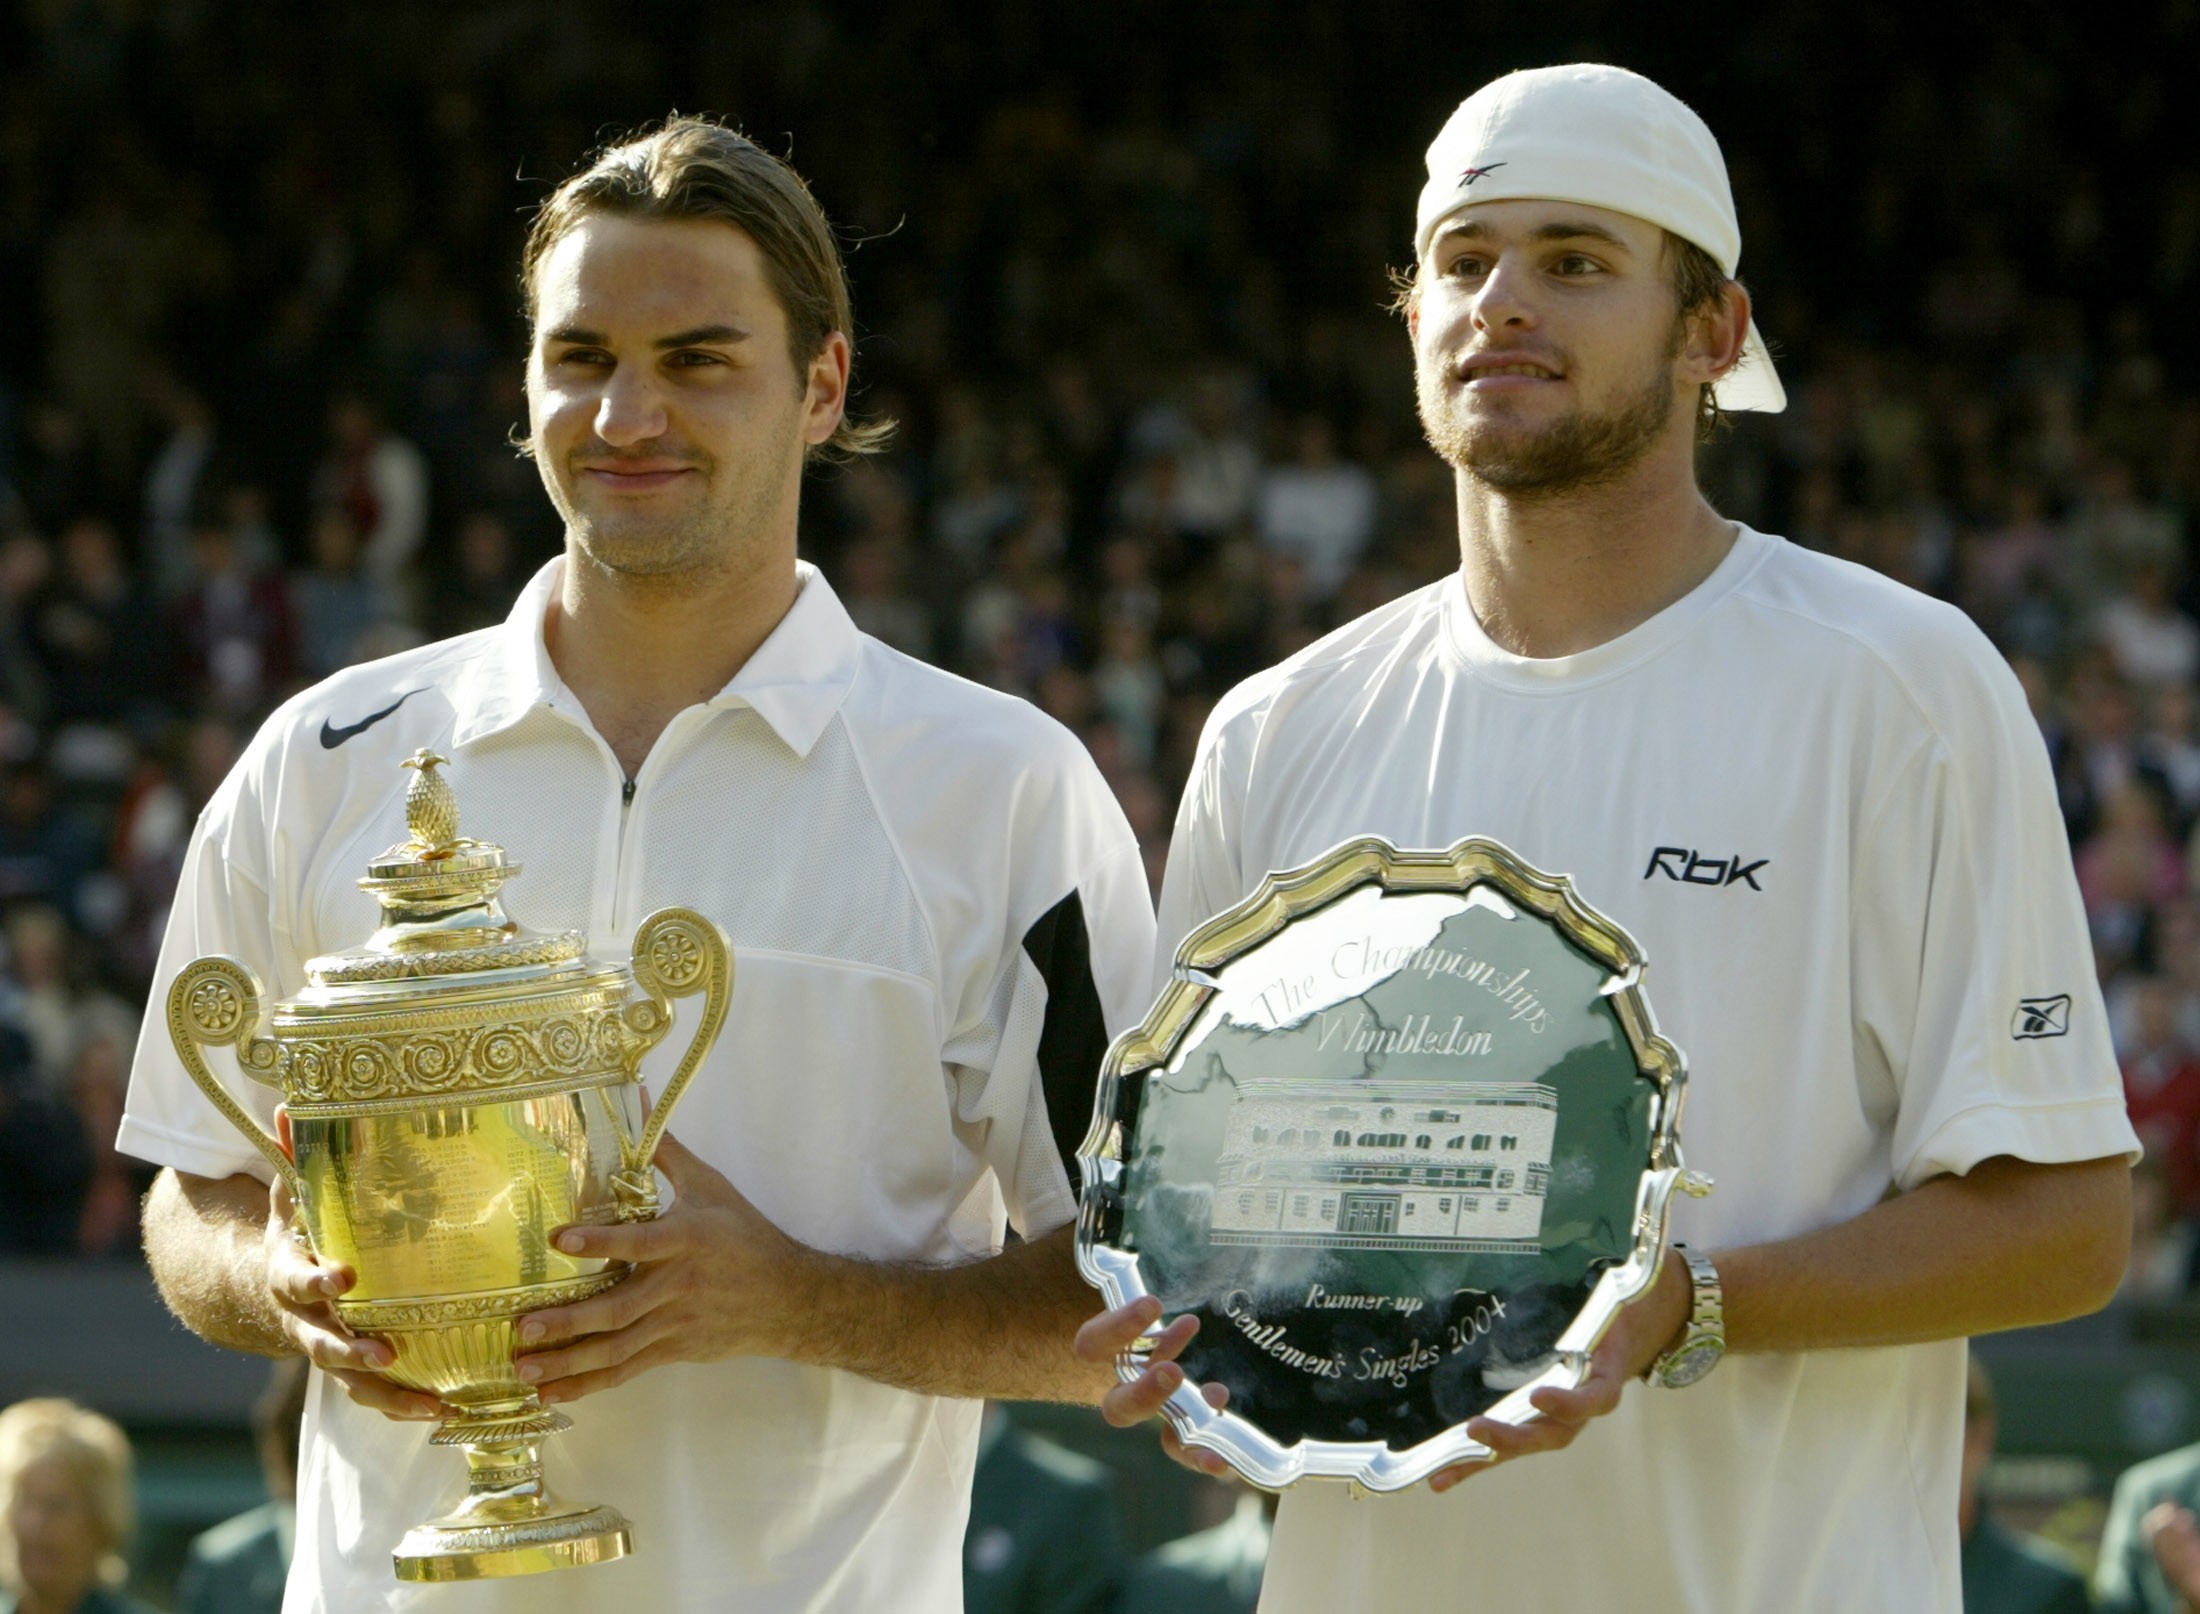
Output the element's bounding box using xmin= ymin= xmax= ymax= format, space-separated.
xmin=1075 ymin=836 xmax=1711 ymax=1491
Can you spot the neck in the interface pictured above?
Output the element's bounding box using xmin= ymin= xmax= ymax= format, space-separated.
xmin=1454 ymin=435 xmax=1734 ymax=659
xmin=543 ymin=536 xmax=799 ymax=778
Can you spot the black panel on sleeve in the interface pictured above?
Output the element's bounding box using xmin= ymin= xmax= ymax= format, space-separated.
xmin=1021 ymin=888 xmax=1110 ymax=1200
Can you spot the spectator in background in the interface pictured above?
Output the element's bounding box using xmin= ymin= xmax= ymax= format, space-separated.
xmin=0 ymin=536 xmax=52 ymax=727
xmin=2100 ymin=557 xmax=2200 ymax=692
xmin=839 ymin=533 xmax=932 ymax=659
xmin=28 ymin=520 xmax=163 ymax=731
xmin=2119 ymin=976 xmax=2200 ymax=1216
xmin=1165 ymin=372 xmax=1261 ymax=549
xmin=66 ymin=1014 xmax=143 ymax=1261
xmin=1254 ymin=415 xmax=1375 ymax=601
xmin=0 ymin=1397 xmax=155 ymax=1614
xmin=962 ymin=1407 xmax=1121 ymax=1614
xmin=0 ymin=759 xmax=98 ymax=921
xmin=3 ymin=905 xmax=82 ymax=1091
xmin=426 ymin=513 xmax=529 ymax=640
xmin=2139 ymin=684 xmax=2200 ymax=839
xmin=1091 ymin=613 xmax=1165 ymax=765
xmin=0 ymin=1017 xmax=88 ymax=1255
xmin=2123 ymin=1151 xmax=2197 ymax=1303
xmin=138 ymin=373 xmax=219 ymax=600
xmin=311 ymin=395 xmax=427 ymax=598
xmin=2097 ymin=1434 xmax=2200 ymax=1613
xmin=290 ymin=510 xmax=389 ymax=681
xmin=174 ymin=1361 xmax=306 ymax=1614
xmin=1959 ymin=1358 xmax=2090 ymax=1614
xmin=169 ymin=517 xmax=295 ymax=720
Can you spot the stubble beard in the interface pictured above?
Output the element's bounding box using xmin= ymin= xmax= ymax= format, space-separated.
xmin=548 ymin=415 xmax=803 ymax=588
xmin=1417 ymin=333 xmax=1680 ymax=496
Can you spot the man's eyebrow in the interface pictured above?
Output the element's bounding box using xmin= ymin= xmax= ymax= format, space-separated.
xmin=539 ymin=324 xmax=752 ymax=348
xmin=654 ymin=324 xmax=749 ymax=349
xmin=1437 ymin=218 xmax=1635 ymax=251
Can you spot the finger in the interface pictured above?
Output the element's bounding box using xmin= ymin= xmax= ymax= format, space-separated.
xmin=324 ymin=1365 xmax=446 ymax=1421
xmin=1158 ymin=1423 xmax=1234 ymax=1478
xmin=288 ymin=1311 xmax=397 ymax=1374
xmin=537 ymin=1340 xmax=675 ymax=1406
xmin=1074 ymin=1297 xmax=1164 ymax=1363
xmin=1466 ymin=1412 xmax=1582 ymax=1462
xmin=521 ymin=1316 xmax=667 ymax=1390
xmin=517 ymin=1266 xmax=661 ymax=1351
xmin=551 ymin=1217 xmax=676 ymax=1264
xmin=1428 ymin=1458 xmax=1491 ymax=1494
xmin=266 ymin=1236 xmax=353 ymax=1306
xmin=1100 ymin=1358 xmax=1187 ymax=1428
xmin=1528 ymin=1371 xmax=1623 ymax=1425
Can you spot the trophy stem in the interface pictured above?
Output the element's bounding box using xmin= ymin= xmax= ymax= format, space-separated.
xmin=391 ymin=1397 xmax=633 ymax=1582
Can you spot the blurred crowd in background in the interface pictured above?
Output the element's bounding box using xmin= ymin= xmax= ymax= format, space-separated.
xmin=0 ymin=0 xmax=2196 ymax=1318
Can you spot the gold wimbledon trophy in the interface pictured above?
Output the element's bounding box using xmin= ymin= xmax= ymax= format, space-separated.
xmin=167 ymin=750 xmax=731 ymax=1582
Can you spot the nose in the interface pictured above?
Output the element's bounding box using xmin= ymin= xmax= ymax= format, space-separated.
xmin=593 ymin=363 xmax=670 ymax=448
xmin=1470 ymin=252 xmax=1540 ymax=335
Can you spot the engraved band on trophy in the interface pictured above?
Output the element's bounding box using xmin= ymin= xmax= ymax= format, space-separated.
xmin=167 ymin=750 xmax=732 ymax=1581
xmin=1076 ymin=835 xmax=1709 ymax=1492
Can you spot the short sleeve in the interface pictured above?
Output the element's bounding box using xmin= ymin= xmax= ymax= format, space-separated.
xmin=117 ymin=767 xmax=291 ymax=1183
xmin=1151 ymin=698 xmax=1255 ymax=999
xmin=1852 ymin=654 xmax=2141 ymax=1190
xmin=946 ymin=833 xmax=1156 ymax=1239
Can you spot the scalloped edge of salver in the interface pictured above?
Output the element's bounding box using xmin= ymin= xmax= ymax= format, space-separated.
xmin=1075 ymin=834 xmax=1699 ymax=1493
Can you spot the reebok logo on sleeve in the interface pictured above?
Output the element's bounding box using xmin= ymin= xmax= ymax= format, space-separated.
xmin=2011 ymin=996 xmax=2071 ymax=1040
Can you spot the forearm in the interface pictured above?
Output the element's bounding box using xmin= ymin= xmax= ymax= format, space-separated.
xmin=143 ymin=1168 xmax=293 ymax=1358
xmin=777 ymin=1224 xmax=1117 ymax=1404
xmin=1713 ymin=1154 xmax=2130 ymax=1356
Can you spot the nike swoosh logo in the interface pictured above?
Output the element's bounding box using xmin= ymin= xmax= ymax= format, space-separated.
xmin=319 ymin=689 xmax=426 ymax=749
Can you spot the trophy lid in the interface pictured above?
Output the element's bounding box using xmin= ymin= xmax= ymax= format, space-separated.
xmin=302 ymin=749 xmax=587 ymax=988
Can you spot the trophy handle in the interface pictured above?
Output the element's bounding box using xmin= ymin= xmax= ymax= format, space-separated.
xmin=165 ymin=957 xmax=302 ymax=1201
xmin=613 ymin=908 xmax=733 ymax=1218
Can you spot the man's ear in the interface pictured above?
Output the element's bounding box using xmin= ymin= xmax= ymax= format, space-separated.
xmin=1685 ymin=281 xmax=1752 ymax=388
xmin=803 ymin=331 xmax=852 ymax=447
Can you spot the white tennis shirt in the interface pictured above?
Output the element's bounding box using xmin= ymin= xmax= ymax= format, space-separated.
xmin=1156 ymin=526 xmax=2138 ymax=1614
xmin=121 ymin=558 xmax=1155 ymax=1613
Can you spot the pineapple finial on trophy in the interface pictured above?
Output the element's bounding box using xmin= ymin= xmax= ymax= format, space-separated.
xmin=401 ymin=749 xmax=461 ymax=856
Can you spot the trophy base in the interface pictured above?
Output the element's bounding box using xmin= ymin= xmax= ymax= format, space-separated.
xmin=393 ymin=1503 xmax=633 ymax=1582
xmin=391 ymin=1400 xmax=633 ymax=1581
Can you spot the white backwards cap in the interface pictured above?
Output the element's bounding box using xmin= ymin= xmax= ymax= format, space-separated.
xmin=1415 ymin=63 xmax=1785 ymax=413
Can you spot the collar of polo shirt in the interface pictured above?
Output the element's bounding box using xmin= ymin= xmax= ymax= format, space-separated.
xmin=445 ymin=558 xmax=862 ymax=757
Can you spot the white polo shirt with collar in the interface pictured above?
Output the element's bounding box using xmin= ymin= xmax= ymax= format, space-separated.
xmin=121 ymin=557 xmax=1155 ymax=1614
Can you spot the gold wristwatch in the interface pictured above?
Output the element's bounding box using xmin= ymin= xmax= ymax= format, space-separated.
xmin=1647 ymin=1243 xmax=1725 ymax=1389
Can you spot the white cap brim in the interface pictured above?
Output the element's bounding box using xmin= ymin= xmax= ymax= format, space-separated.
xmin=1713 ymin=319 xmax=1784 ymax=414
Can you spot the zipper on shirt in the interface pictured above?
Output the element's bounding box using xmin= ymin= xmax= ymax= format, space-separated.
xmin=621 ymin=776 xmax=636 ymax=808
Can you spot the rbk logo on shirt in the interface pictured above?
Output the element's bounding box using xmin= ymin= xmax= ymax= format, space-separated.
xmin=1643 ymin=847 xmax=1768 ymax=890
xmin=2011 ymin=995 xmax=2072 ymax=1040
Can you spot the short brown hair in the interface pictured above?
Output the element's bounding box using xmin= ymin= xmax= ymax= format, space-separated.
xmin=523 ymin=116 xmax=893 ymax=461
xmin=1387 ymin=230 xmax=1744 ymax=444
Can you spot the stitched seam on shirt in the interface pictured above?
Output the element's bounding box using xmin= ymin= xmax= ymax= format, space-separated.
xmin=731 ymin=946 xmax=937 ymax=991
xmin=1899 ymin=1093 xmax=2137 ymax=1182
xmin=833 ymin=695 xmax=948 ymax=1031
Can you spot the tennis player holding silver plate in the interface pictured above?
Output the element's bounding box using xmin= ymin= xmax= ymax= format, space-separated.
xmin=1075 ymin=834 xmax=1707 ymax=1490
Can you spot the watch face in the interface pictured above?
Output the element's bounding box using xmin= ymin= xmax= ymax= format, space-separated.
xmin=1658 ymin=1340 xmax=1723 ymax=1388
